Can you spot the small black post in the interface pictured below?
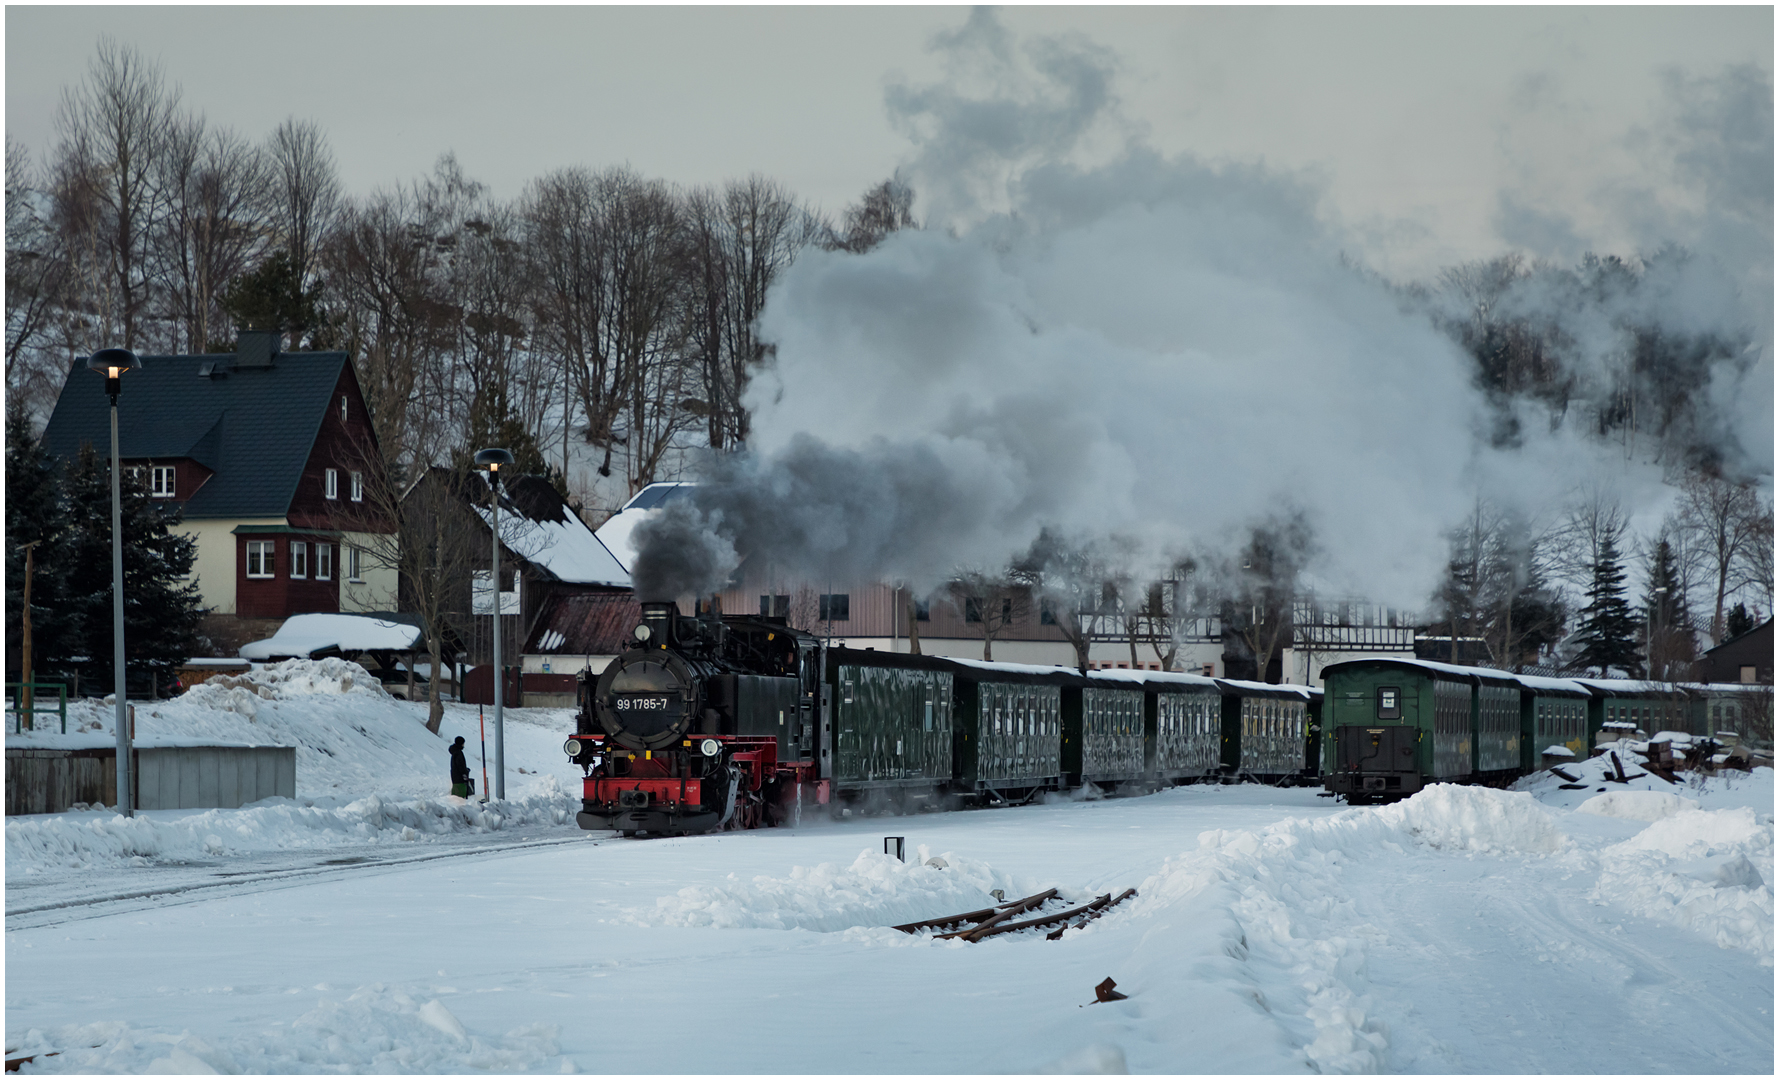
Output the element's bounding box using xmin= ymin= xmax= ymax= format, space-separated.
xmin=884 ymin=836 xmax=905 ymax=861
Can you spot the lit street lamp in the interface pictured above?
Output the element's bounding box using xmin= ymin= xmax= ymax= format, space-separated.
xmin=474 ymin=447 xmax=515 ymax=800
xmin=85 ymin=347 xmax=141 ymax=816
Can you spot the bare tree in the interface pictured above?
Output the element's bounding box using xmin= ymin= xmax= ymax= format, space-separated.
xmin=1677 ymin=472 xmax=1768 ymax=644
xmin=5 ymin=138 xmax=71 ymax=428
xmin=1013 ymin=528 xmax=1121 ymax=672
xmin=264 ymin=116 xmax=341 ymax=335
xmin=153 ymin=116 xmax=271 ymax=352
xmin=828 ymin=176 xmax=918 ymax=254
xmin=1222 ymin=514 xmax=1313 ymax=684
xmin=682 ymin=176 xmax=822 ymax=449
xmin=950 ymin=568 xmax=1031 ymax=662
xmin=51 ymin=36 xmax=180 ymax=350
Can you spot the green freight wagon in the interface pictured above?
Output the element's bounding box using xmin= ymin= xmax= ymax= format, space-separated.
xmin=1216 ymin=678 xmax=1316 ymax=782
xmin=944 ymin=658 xmax=1072 ymax=804
xmin=826 ymin=649 xmax=955 ymax=798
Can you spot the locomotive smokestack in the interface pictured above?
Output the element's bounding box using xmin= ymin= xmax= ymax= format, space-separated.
xmin=639 ymin=602 xmax=677 ymax=648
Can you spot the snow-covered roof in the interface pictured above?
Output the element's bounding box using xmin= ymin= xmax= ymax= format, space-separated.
xmin=1322 ymin=656 xmax=1521 ymax=685
xmin=1215 ymin=678 xmax=1316 ymax=701
xmin=1510 ymin=673 xmax=1592 ymax=696
xmin=475 ymin=488 xmax=630 ymax=587
xmin=239 ymin=614 xmax=423 ymax=661
xmin=1087 ymin=668 xmax=1222 ymax=692
xmin=592 ymin=481 xmax=696 ymax=573
xmin=1569 ymin=677 xmax=1698 ymax=698
xmin=946 ymin=657 xmax=1080 ymax=677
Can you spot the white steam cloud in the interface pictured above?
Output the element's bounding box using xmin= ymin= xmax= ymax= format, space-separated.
xmin=631 ymin=12 xmax=1771 ymax=608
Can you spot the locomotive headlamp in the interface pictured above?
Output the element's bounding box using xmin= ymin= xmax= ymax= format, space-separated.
xmin=564 ymin=738 xmax=585 ymax=757
xmin=700 ymin=738 xmax=720 ymax=757
xmin=634 ymin=623 xmax=652 ymax=642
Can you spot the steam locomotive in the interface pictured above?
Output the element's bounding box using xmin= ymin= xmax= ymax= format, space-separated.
xmin=564 ymin=601 xmax=1324 ymax=835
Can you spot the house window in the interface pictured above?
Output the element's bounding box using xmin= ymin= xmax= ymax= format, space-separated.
xmin=316 ymin=542 xmax=333 ymax=581
xmin=965 ymin=597 xmax=982 ymax=623
xmin=350 ymin=471 xmax=364 ymax=502
xmin=325 ymin=468 xmax=339 ymax=499
xmin=346 ymin=545 xmax=363 ymax=582
xmin=915 ymin=599 xmax=930 ymax=622
xmin=759 ymin=594 xmax=789 ymax=618
xmin=149 ymin=465 xmax=176 ymax=498
xmin=290 ymin=541 xmax=308 ymax=579
xmin=1040 ymin=599 xmax=1056 ymax=625
xmin=819 ymin=593 xmax=849 ymax=621
xmin=340 ymin=394 xmax=348 ymax=422
xmin=245 ymin=540 xmax=275 ymax=578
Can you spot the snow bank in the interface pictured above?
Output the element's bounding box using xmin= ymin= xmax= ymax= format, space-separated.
xmin=1574 ymin=790 xmax=1700 ymax=822
xmin=638 ymin=845 xmax=1038 ymax=934
xmin=1590 ymin=806 xmax=1774 ymax=964
xmin=5 ymin=779 xmax=577 ymax=873
xmin=6 ymin=986 xmax=566 ymax=1073
xmin=1127 ymin=786 xmax=1563 ymax=1073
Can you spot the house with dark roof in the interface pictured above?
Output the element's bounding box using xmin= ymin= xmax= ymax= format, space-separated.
xmin=38 ymin=331 xmax=396 ymax=650
xmin=1693 ymin=618 xmax=1773 ymax=686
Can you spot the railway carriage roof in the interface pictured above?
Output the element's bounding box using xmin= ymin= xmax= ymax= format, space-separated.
xmin=827 ymin=647 xmax=956 ymax=674
xmin=1509 ymin=673 xmax=1592 ymax=697
xmin=1569 ymin=677 xmax=1701 ymax=700
xmin=1319 ymin=656 xmax=1521 ymax=688
xmin=1214 ymin=678 xmax=1315 ymax=701
xmin=1087 ymin=668 xmax=1222 ymax=693
xmin=943 ymin=657 xmax=1087 ymax=686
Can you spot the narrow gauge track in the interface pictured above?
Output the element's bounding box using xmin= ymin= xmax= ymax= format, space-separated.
xmin=6 ymin=834 xmax=600 ymax=931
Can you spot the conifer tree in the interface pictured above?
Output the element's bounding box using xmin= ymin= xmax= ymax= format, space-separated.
xmin=60 ymin=443 xmax=206 ymax=690
xmin=1642 ymin=538 xmax=1695 ymax=680
xmin=5 ymin=424 xmax=82 ymax=679
xmin=1574 ymin=533 xmax=1640 ymax=676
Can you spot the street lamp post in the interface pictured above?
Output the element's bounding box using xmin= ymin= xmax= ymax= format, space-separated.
xmin=474 ymin=447 xmax=515 ymax=800
xmin=86 ymin=348 xmax=141 ymax=816
xmin=1647 ymin=585 xmax=1669 ymax=681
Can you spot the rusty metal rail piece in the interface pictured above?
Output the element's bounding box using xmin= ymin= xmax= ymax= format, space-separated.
xmin=892 ymin=888 xmax=1058 ymax=936
xmin=1046 ymin=888 xmax=1138 ymax=940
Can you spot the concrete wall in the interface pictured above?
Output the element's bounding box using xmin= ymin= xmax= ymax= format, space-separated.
xmin=5 ymin=745 xmax=295 ymax=815
xmin=135 ymin=746 xmax=295 ymax=810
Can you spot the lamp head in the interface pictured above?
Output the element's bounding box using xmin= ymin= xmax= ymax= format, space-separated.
xmin=85 ymin=348 xmax=142 ymax=380
xmin=474 ymin=447 xmax=515 ymax=473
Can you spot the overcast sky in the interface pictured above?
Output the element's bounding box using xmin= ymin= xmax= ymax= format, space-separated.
xmin=6 ymin=6 xmax=1770 ymax=280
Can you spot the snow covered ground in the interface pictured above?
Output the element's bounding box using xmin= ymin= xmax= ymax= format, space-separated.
xmin=5 ymin=660 xmax=1773 ymax=1073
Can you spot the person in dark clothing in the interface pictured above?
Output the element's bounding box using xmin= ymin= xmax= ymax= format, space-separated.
xmin=450 ymin=736 xmax=473 ymax=797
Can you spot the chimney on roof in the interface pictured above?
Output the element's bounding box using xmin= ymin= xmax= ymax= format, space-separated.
xmin=234 ymin=329 xmax=280 ymax=368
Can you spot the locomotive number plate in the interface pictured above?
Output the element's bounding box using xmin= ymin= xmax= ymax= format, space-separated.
xmin=616 ymin=695 xmax=675 ymax=712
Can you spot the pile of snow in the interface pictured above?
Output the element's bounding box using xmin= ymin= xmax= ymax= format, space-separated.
xmin=6 ymin=657 xmax=584 ymax=873
xmin=1591 ymin=806 xmax=1774 ymax=963
xmin=1515 ymin=741 xmax=1774 ymax=812
xmin=639 ymin=845 xmax=1041 ymax=934
xmin=1122 ymin=786 xmax=1566 ymax=1072
xmin=6 ymin=986 xmax=567 ymax=1073
xmin=1574 ymin=790 xmax=1700 ymax=822
xmin=6 ymin=780 xmax=576 ymax=873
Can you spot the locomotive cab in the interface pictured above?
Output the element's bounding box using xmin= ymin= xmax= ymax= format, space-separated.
xmin=567 ymin=601 xmax=825 ymax=835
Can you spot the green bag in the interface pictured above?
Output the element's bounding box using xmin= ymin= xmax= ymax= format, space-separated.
xmin=451 ymin=781 xmax=472 ymax=798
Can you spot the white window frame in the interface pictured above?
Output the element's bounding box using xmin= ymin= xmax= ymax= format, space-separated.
xmin=346 ymin=545 xmax=363 ymax=582
xmin=340 ymin=394 xmax=348 ymax=422
xmin=325 ymin=468 xmax=339 ymax=500
xmin=350 ymin=470 xmax=364 ymax=502
xmin=149 ymin=465 xmax=176 ymax=498
xmin=290 ymin=541 xmax=308 ymax=579
xmin=245 ymin=540 xmax=275 ymax=579
xmin=315 ymin=542 xmax=332 ymax=581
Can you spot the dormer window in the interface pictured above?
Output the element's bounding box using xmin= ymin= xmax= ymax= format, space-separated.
xmin=325 ymin=468 xmax=339 ymax=499
xmin=149 ymin=465 xmax=175 ymax=498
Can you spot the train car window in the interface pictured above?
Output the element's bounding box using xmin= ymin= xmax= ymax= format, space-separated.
xmin=1377 ymin=686 xmax=1402 ymax=720
xmin=843 ymin=679 xmax=854 ymax=705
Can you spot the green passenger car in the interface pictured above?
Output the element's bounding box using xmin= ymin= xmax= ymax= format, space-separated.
xmin=826 ymin=649 xmax=955 ymax=790
xmin=1216 ymin=678 xmax=1315 ymax=780
xmin=1061 ymin=682 xmax=1147 ymax=787
xmin=1320 ymin=658 xmax=1481 ymax=799
xmin=946 ymin=659 xmax=1068 ymax=800
xmin=1090 ymin=669 xmax=1224 ymax=783
xmin=1573 ymin=679 xmax=1699 ymax=741
xmin=1513 ymin=674 xmax=1592 ymax=771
